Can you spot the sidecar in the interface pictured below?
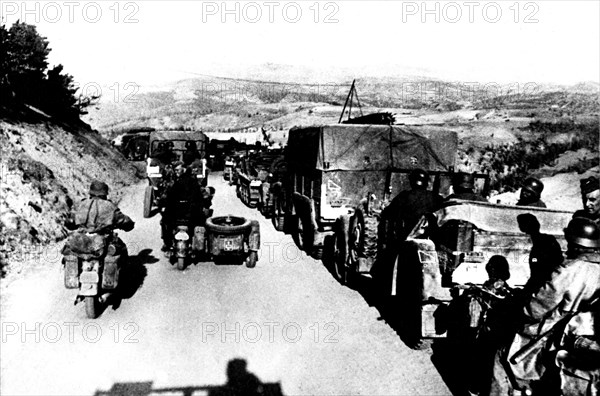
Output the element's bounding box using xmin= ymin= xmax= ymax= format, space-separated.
xmin=193 ymin=215 xmax=260 ymax=268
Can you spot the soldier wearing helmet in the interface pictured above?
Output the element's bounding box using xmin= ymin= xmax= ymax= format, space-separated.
xmin=160 ymin=162 xmax=206 ymax=253
xmin=572 ymin=175 xmax=600 ymax=225
xmin=384 ymin=168 xmax=444 ymax=241
xmin=183 ymin=140 xmax=202 ymax=166
xmin=517 ymin=177 xmax=546 ymax=208
xmin=489 ymin=218 xmax=600 ymax=395
xmin=66 ymin=180 xmax=134 ymax=234
xmin=64 ymin=180 xmax=134 ymax=256
xmin=446 ymin=172 xmax=487 ymax=202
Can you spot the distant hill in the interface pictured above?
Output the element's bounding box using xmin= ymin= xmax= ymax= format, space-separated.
xmin=83 ymin=67 xmax=599 ymax=139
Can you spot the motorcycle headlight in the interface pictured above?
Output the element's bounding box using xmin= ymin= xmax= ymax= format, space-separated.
xmin=175 ymin=231 xmax=190 ymax=241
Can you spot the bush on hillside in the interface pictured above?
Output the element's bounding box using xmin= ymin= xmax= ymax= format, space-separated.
xmin=0 ymin=21 xmax=98 ymax=120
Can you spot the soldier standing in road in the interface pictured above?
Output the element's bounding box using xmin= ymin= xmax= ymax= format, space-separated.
xmin=446 ymin=172 xmax=487 ymax=202
xmin=516 ymin=177 xmax=546 ymax=208
xmin=488 ymin=218 xmax=600 ymax=396
xmin=384 ymin=168 xmax=444 ymax=242
xmin=572 ymin=175 xmax=599 ymax=225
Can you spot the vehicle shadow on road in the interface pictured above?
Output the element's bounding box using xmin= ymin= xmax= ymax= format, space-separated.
xmin=93 ymin=358 xmax=284 ymax=396
xmin=109 ymin=249 xmax=154 ymax=310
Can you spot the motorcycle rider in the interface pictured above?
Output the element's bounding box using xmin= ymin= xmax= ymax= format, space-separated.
xmin=573 ymin=175 xmax=599 ymax=225
xmin=489 ymin=217 xmax=600 ymax=396
xmin=64 ymin=180 xmax=134 ymax=255
xmin=516 ymin=177 xmax=546 ymax=208
xmin=160 ymin=162 xmax=206 ymax=254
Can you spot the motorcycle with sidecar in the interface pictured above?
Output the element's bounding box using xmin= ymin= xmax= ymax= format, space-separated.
xmin=166 ymin=213 xmax=260 ymax=270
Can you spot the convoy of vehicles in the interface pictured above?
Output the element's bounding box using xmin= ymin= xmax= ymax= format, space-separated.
xmin=229 ymin=122 xmax=576 ymax=345
xmin=72 ymin=108 xmax=584 ymax=360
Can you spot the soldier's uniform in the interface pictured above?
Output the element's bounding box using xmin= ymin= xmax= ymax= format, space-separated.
xmin=160 ymin=165 xmax=206 ymax=250
xmin=385 ymin=169 xmax=443 ymax=241
xmin=489 ymin=218 xmax=600 ymax=396
xmin=64 ymin=181 xmax=134 ymax=256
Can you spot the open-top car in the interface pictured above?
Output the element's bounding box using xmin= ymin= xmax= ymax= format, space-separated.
xmin=143 ymin=131 xmax=209 ymax=218
xmin=380 ymin=200 xmax=573 ymax=343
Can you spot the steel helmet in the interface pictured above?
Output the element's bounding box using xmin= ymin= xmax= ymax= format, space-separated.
xmin=409 ymin=169 xmax=429 ymax=189
xmin=522 ymin=177 xmax=544 ymax=198
xmin=565 ymin=217 xmax=600 ymax=248
xmin=453 ymin=172 xmax=475 ymax=190
xmin=89 ymin=180 xmax=109 ymax=197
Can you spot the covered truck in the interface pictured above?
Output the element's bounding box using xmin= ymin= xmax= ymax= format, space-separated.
xmin=278 ymin=123 xmax=469 ymax=257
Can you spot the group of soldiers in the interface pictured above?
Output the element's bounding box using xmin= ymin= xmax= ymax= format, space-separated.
xmin=386 ymin=170 xmax=599 ymax=396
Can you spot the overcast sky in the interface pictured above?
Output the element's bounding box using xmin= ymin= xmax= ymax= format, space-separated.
xmin=2 ymin=1 xmax=599 ymax=89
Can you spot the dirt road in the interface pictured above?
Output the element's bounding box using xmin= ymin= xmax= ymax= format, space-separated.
xmin=1 ymin=174 xmax=451 ymax=396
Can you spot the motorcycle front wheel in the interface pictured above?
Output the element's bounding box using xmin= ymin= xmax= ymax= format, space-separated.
xmin=177 ymin=257 xmax=186 ymax=271
xmin=85 ymin=296 xmax=98 ymax=319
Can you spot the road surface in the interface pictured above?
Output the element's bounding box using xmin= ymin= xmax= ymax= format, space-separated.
xmin=1 ymin=173 xmax=452 ymax=396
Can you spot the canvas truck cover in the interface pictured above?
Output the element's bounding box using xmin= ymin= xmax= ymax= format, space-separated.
xmin=149 ymin=131 xmax=208 ymax=154
xmin=286 ymin=124 xmax=458 ymax=171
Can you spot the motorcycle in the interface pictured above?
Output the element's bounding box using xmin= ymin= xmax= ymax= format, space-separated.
xmin=63 ymin=231 xmax=124 ymax=319
xmin=166 ymin=194 xmax=214 ymax=271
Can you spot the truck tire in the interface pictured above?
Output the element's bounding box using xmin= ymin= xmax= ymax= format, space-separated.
xmin=143 ymin=186 xmax=153 ymax=218
xmin=246 ymin=251 xmax=258 ymax=268
xmin=292 ymin=208 xmax=314 ymax=252
xmin=349 ymin=208 xmax=379 ymax=281
xmin=292 ymin=214 xmax=304 ymax=250
xmin=271 ymin=193 xmax=286 ymax=232
xmin=85 ymin=296 xmax=98 ymax=319
xmin=206 ymin=216 xmax=252 ymax=235
xmin=333 ymin=216 xmax=350 ymax=284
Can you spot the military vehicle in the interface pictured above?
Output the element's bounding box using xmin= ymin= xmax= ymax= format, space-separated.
xmin=276 ymin=123 xmax=464 ymax=257
xmin=143 ymin=131 xmax=209 ymax=218
xmin=235 ymin=148 xmax=284 ymax=210
xmin=382 ymin=201 xmax=573 ymax=342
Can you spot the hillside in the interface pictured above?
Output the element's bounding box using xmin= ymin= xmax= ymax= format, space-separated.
xmin=83 ymin=73 xmax=599 ymax=218
xmin=0 ymin=106 xmax=141 ymax=277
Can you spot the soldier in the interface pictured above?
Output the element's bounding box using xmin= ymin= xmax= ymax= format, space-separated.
xmin=64 ymin=180 xmax=134 ymax=256
xmin=160 ymin=163 xmax=205 ymax=254
xmin=384 ymin=168 xmax=444 ymax=241
xmin=446 ymin=172 xmax=487 ymax=202
xmin=516 ymin=213 xmax=564 ymax=295
xmin=516 ymin=177 xmax=546 ymax=208
xmin=489 ymin=217 xmax=600 ymax=396
xmin=573 ymin=175 xmax=599 ymax=225
xmin=182 ymin=140 xmax=202 ymax=166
